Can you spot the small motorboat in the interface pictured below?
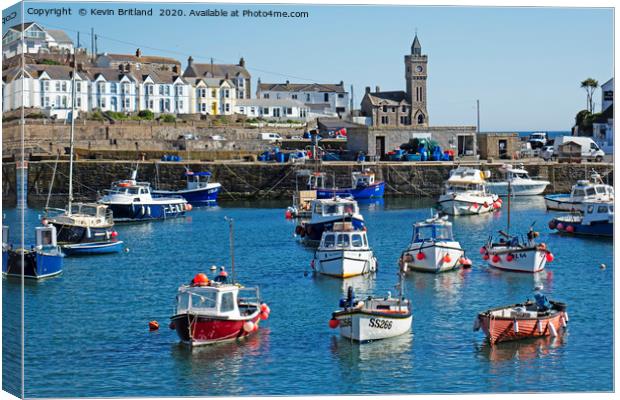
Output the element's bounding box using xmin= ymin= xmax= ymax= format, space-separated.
xmin=474 ymin=293 xmax=568 ymax=345
xmin=285 ymin=170 xmax=319 ymax=219
xmin=295 ymin=197 xmax=365 ymax=243
xmin=544 ymin=172 xmax=613 ymax=211
xmin=311 ymin=221 xmax=377 ymax=278
xmin=315 ymin=168 xmax=385 ymax=199
xmin=486 ymin=164 xmax=550 ymax=196
xmin=2 ymin=225 xmax=63 ymax=279
xmin=329 ymin=271 xmax=412 ymax=342
xmin=437 ymin=167 xmax=501 ymax=216
xmin=152 ymin=170 xmax=221 ymax=207
xmin=399 ymin=212 xmax=470 ymax=273
xmin=549 ymin=199 xmax=613 ymax=237
xmin=44 ymin=203 xmax=123 ymax=255
xmin=170 ymin=218 xmax=270 ymax=347
xmin=99 ymin=169 xmax=190 ymax=222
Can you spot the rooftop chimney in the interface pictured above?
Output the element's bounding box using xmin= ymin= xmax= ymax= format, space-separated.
xmin=136 ymin=48 xmax=142 ymax=58
xmin=239 ymin=57 xmax=245 ymax=67
xmin=365 ymin=86 xmax=371 ymax=94
xmin=375 ymin=86 xmax=380 ymax=93
xmin=187 ymin=56 xmax=193 ymax=67
xmin=286 ymin=80 xmax=290 ymax=85
xmin=339 ymin=80 xmax=343 ymax=86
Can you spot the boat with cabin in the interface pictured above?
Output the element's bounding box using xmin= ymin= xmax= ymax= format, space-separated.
xmin=152 ymin=170 xmax=221 ymax=206
xmin=544 ymin=172 xmax=614 ymax=211
xmin=2 ymin=225 xmax=63 ymax=279
xmin=169 ymin=218 xmax=269 ymax=346
xmin=312 ymin=221 xmax=377 ymax=278
xmin=437 ymin=167 xmax=501 ymax=216
xmin=328 ymin=271 xmax=412 ymax=342
xmin=286 ymin=170 xmax=319 ymax=219
xmin=99 ymin=169 xmax=190 ymax=222
xmin=474 ymin=293 xmax=568 ymax=345
xmin=549 ymin=199 xmax=613 ymax=237
xmin=399 ymin=213 xmax=470 ymax=273
xmin=486 ymin=164 xmax=550 ymax=196
xmin=295 ymin=197 xmax=365 ymax=243
xmin=315 ymin=169 xmax=385 ymax=199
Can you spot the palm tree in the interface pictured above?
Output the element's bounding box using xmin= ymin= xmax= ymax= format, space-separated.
xmin=580 ymin=78 xmax=599 ymax=113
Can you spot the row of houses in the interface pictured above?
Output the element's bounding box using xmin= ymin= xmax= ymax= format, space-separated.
xmin=2 ymin=22 xmax=351 ymax=121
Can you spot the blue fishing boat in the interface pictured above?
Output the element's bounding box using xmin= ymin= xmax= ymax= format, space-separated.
xmin=152 ymin=170 xmax=221 ymax=206
xmin=544 ymin=172 xmax=613 ymax=212
xmin=295 ymin=197 xmax=365 ymax=243
xmin=99 ymin=170 xmax=190 ymax=222
xmin=313 ymin=169 xmax=385 ymax=199
xmin=549 ymin=199 xmax=613 ymax=237
xmin=2 ymin=225 xmax=63 ymax=279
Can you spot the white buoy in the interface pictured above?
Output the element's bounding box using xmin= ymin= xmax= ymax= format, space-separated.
xmin=210 ymin=265 xmax=217 ymax=271
xmin=243 ymin=321 xmax=254 ymax=333
xmin=513 ymin=319 xmax=519 ymax=334
xmin=537 ymin=320 xmax=543 ymax=334
xmin=561 ymin=317 xmax=567 ymax=328
xmin=549 ymin=322 xmax=558 ymax=337
xmin=473 ymin=317 xmax=481 ymax=331
xmin=600 ymin=263 xmax=606 ymax=270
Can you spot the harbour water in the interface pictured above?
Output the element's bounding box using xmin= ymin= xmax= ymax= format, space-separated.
xmin=2 ymin=197 xmax=613 ymax=397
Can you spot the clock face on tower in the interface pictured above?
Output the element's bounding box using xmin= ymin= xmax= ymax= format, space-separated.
xmin=415 ymin=66 xmax=423 ymax=73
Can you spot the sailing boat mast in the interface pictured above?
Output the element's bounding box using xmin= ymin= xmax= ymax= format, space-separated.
xmin=67 ymin=52 xmax=77 ymax=212
xmin=225 ymin=216 xmax=235 ymax=283
xmin=506 ymin=180 xmax=511 ymax=234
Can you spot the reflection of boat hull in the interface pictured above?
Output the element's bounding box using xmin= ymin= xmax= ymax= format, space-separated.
xmin=437 ymin=195 xmax=498 ymax=216
xmin=153 ymin=184 xmax=221 ymax=206
xmin=487 ymin=182 xmax=548 ymax=196
xmin=170 ymin=312 xmax=260 ymax=346
xmin=3 ymin=248 xmax=63 ymax=279
xmin=477 ymin=305 xmax=567 ymax=345
xmin=62 ymin=240 xmax=124 ymax=255
xmin=486 ymin=246 xmax=547 ymax=273
xmin=101 ymin=202 xmax=186 ymax=222
xmin=317 ymin=182 xmax=385 ymax=199
xmin=402 ymin=242 xmax=465 ymax=273
xmin=333 ymin=310 xmax=412 ymax=342
xmin=302 ymin=217 xmax=365 ymax=242
xmin=314 ymin=250 xmax=377 ymax=278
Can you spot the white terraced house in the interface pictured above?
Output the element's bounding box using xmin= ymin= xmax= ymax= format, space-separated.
xmin=234 ymin=98 xmax=310 ymax=121
xmin=2 ymin=22 xmax=75 ymax=59
xmin=138 ymin=75 xmax=191 ymax=114
xmin=188 ymin=78 xmax=236 ymax=115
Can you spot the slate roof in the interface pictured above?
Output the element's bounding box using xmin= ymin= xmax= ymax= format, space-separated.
xmin=258 ymin=82 xmax=345 ymax=93
xmin=47 ymin=29 xmax=73 ymax=44
xmin=7 ymin=22 xmax=37 ymax=32
xmin=183 ymin=63 xmax=250 ymax=79
xmin=19 ymin=64 xmax=87 ymax=80
xmin=99 ymin=53 xmax=181 ymax=65
xmin=365 ymin=91 xmax=410 ymax=106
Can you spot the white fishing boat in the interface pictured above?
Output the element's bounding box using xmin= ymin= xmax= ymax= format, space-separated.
xmin=486 ymin=164 xmax=550 ymax=196
xmin=437 ymin=167 xmax=501 ymax=216
xmin=312 ymin=222 xmax=377 ymax=278
xmin=399 ymin=213 xmax=470 ymax=273
xmin=329 ymin=272 xmax=412 ymax=342
xmin=549 ymin=199 xmax=613 ymax=237
xmin=295 ymin=197 xmax=365 ymax=243
xmin=544 ymin=172 xmax=614 ymax=211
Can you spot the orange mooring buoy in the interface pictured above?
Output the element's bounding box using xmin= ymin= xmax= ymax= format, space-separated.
xmin=149 ymin=320 xmax=160 ymax=331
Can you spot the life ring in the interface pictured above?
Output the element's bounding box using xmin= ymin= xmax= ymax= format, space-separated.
xmin=119 ymin=182 xmax=131 ymax=187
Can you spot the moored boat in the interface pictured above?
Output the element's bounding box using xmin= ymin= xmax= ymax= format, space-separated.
xmin=437 ymin=167 xmax=501 ymax=216
xmin=152 ymin=170 xmax=221 ymax=207
xmin=399 ymin=212 xmax=470 ymax=273
xmin=544 ymin=172 xmax=613 ymax=211
xmin=474 ymin=293 xmax=568 ymax=345
xmin=486 ymin=164 xmax=550 ymax=196
xmin=2 ymin=225 xmax=63 ymax=279
xmin=312 ymin=221 xmax=377 ymax=278
xmin=295 ymin=197 xmax=365 ymax=243
xmin=315 ymin=169 xmax=385 ymax=199
xmin=99 ymin=169 xmax=190 ymax=222
xmin=329 ymin=272 xmax=412 ymax=342
xmin=549 ymin=199 xmax=613 ymax=237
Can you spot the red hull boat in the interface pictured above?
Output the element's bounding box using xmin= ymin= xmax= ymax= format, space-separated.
xmin=474 ymin=296 xmax=568 ymax=345
xmin=171 ymin=310 xmax=262 ymax=345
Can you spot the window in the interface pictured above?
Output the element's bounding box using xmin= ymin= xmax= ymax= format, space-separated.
xmin=211 ymin=89 xmax=216 ymax=97
xmin=336 ymin=234 xmax=350 ymax=247
xmin=292 ymin=94 xmax=298 ymax=100
xmin=351 ymin=234 xmax=363 ymax=247
xmin=76 ymin=82 xmax=81 ymax=92
xmin=286 ymin=107 xmax=293 ymax=115
xmin=250 ymin=107 xmax=256 ymax=114
xmin=124 ymin=98 xmax=130 ymax=108
xmin=306 ymin=94 xmax=310 ymax=102
xmin=263 ymin=93 xmax=270 ymax=99
xmin=263 ymin=107 xmax=269 ymax=115
xmin=76 ymin=97 xmax=81 ymax=107
xmin=323 ymin=234 xmax=335 ymax=248
xmin=224 ymin=89 xmax=230 ymax=98
xmin=402 ymin=106 xmax=407 ymax=112
xmin=61 ymin=82 xmax=67 ymax=91
xmin=239 ymin=107 xmax=245 ymax=113
xmin=381 ymin=116 xmax=389 ymax=124
xmin=324 ymin=93 xmax=329 ymax=102
xmin=220 ymin=292 xmax=235 ymax=312
xmin=417 ymin=113 xmax=425 ymax=124
xmin=55 ymin=81 xmax=61 ymax=91
xmin=110 ymin=84 xmax=117 ymax=94
xmin=598 ymin=206 xmax=609 ymax=213
xmin=179 ymin=100 xmax=183 ymax=109
xmin=225 ymin=103 xmax=230 ymax=112
xmin=338 ymin=93 xmax=344 ymax=98
xmin=238 ymin=78 xmax=244 ymax=87
xmin=201 ymin=103 xmax=206 ymax=112
xmin=159 ymin=85 xmax=164 ymax=95
xmin=382 ymin=106 xmax=387 ymax=112
xmin=587 ymin=205 xmax=594 ymax=214
xmin=585 ymin=188 xmax=596 ymax=196
xmin=191 ymin=291 xmax=217 ymax=310
xmin=122 ymin=83 xmax=130 ymax=94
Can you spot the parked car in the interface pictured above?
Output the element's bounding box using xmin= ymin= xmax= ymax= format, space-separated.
xmin=290 ymin=135 xmax=303 ymax=140
xmin=528 ymin=132 xmax=548 ymax=149
xmin=541 ymin=145 xmax=555 ymax=161
xmin=258 ymin=132 xmax=282 ymax=142
xmin=179 ymin=133 xmax=199 ymax=140
xmin=209 ymin=135 xmax=226 ymax=141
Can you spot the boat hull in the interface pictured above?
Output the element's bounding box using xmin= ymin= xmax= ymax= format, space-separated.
xmin=101 ymin=202 xmax=186 ymax=222
xmin=170 ymin=312 xmax=261 ymax=346
xmin=550 ymin=217 xmax=613 ymax=237
xmin=152 ymin=184 xmax=221 ymax=206
xmin=477 ymin=309 xmax=567 ymax=345
xmin=487 ymin=181 xmax=549 ymax=196
xmin=49 ymin=222 xmax=113 ymax=245
xmin=334 ymin=310 xmax=412 ymax=342
xmin=486 ymin=246 xmax=547 ymax=273
xmin=314 ymin=249 xmax=377 ymax=278
xmin=316 ymin=182 xmax=385 ymax=199
xmin=402 ymin=242 xmax=465 ymax=273
xmin=302 ymin=217 xmax=365 ymax=242
xmin=437 ymin=194 xmax=498 ymax=216
xmin=544 ymin=194 xmax=584 ymax=211
xmin=62 ymin=240 xmax=124 ymax=255
xmin=3 ymin=249 xmax=63 ymax=279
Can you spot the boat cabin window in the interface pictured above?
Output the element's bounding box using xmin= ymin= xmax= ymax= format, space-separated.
xmin=323 ymin=234 xmax=335 ymax=248
xmin=324 ymin=204 xmax=339 ymax=215
xmin=413 ymin=225 xmax=452 ymax=242
xmin=587 ymin=205 xmax=594 ymax=214
xmin=598 ymin=205 xmax=609 ymax=213
xmin=343 ymin=204 xmax=356 ymax=214
xmin=435 ymin=225 xmax=453 ymax=240
xmin=573 ymin=189 xmax=586 ymax=197
xmin=314 ymin=203 xmax=323 ymax=214
xmin=595 ymin=186 xmax=607 ymax=194
xmin=176 ymin=293 xmax=190 ymax=313
xmin=220 ymin=292 xmax=235 ymax=312
xmin=610 ymin=205 xmax=614 ymax=213
xmin=190 ymin=290 xmax=217 ymax=310
xmin=336 ymin=234 xmax=350 ymax=247
xmin=351 ymin=234 xmax=364 ymax=247
xmin=413 ymin=226 xmax=433 ymax=242
xmin=585 ymin=188 xmax=596 ymax=196
xmin=40 ymin=230 xmax=53 ymax=245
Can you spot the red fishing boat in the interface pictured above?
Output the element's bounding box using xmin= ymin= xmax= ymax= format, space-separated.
xmin=474 ymin=294 xmax=568 ymax=345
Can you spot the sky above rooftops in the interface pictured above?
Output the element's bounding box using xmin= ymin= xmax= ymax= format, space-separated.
xmin=2 ymin=2 xmax=613 ymax=131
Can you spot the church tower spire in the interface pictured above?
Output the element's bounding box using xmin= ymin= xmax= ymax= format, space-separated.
xmin=405 ymin=33 xmax=428 ymax=126
xmin=411 ymin=34 xmax=422 ymax=56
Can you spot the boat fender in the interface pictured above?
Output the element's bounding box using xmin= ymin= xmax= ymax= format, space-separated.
xmin=443 ymin=254 xmax=452 ymax=264
xmin=549 ymin=322 xmax=558 ymax=337
xmin=492 ymin=255 xmax=501 ymax=263
xmin=479 ymin=247 xmax=487 ymax=255
xmin=310 ymin=259 xmax=315 ymax=270
xmin=329 ymin=318 xmax=340 ymax=329
xmin=260 ymin=311 xmax=269 ymax=320
xmin=146 ymin=206 xmax=151 ymax=216
xmin=86 ymin=227 xmax=92 ymax=239
xmin=416 ymin=252 xmax=425 ymax=260
xmin=473 ymin=317 xmax=481 ymax=331
xmin=140 ymin=206 xmax=145 ymax=215
xmin=513 ymin=319 xmax=519 ymax=334
xmin=556 ymin=223 xmax=565 ymax=231
xmin=545 ymin=252 xmax=554 ymax=262
xmin=483 ymin=253 xmax=490 ymax=261
xmin=564 ymin=312 xmax=569 ymax=322
xmin=565 ymin=225 xmax=575 ymax=233
xmin=169 ymin=322 xmax=176 ymax=330
xmin=260 ymin=304 xmax=271 ymax=314
xmin=537 ymin=320 xmax=543 ymax=334
xmin=506 ymin=254 xmax=514 ymax=262
xmin=561 ymin=316 xmax=567 ymax=328
xmin=243 ymin=321 xmax=255 ymax=333
xmin=185 ymin=204 xmax=193 ymax=212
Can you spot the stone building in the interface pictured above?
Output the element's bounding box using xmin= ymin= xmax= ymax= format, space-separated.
xmin=360 ymin=34 xmax=428 ymax=128
xmin=476 ymin=132 xmax=520 ymax=160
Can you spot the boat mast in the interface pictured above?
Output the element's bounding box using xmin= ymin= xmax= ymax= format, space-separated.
xmin=507 ymin=180 xmax=511 ymax=234
xmin=225 ymin=216 xmax=235 ymax=283
xmin=67 ymin=52 xmax=77 ymax=212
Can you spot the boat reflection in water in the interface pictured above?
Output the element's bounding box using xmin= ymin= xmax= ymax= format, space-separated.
xmin=408 ymin=267 xmax=471 ymax=306
xmin=312 ymin=272 xmax=377 ymax=297
xmin=484 ymin=267 xmax=553 ymax=291
xmin=476 ymin=334 xmax=566 ymax=363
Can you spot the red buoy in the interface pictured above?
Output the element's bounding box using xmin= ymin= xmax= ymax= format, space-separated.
xmin=472 ymin=203 xmax=479 ymax=209
xmin=285 ymin=210 xmax=293 ymax=219
xmin=193 ymin=273 xmax=209 ymax=286
xmin=548 ymin=220 xmax=557 ymax=230
xmin=110 ymin=231 xmax=119 ymax=238
xmin=185 ymin=204 xmax=193 ymax=211
xmin=566 ymin=225 xmax=575 ymax=233
xmin=492 ymin=255 xmax=501 ymax=263
xmin=149 ymin=321 xmax=159 ymax=331
xmin=260 ymin=312 xmax=269 ymax=320
xmin=416 ymin=252 xmax=425 ymax=260
xmin=506 ymin=254 xmax=514 ymax=262
xmin=479 ymin=247 xmax=486 ymax=255
xmin=260 ymin=303 xmax=271 ymax=314
xmin=546 ymin=252 xmax=554 ymax=262
xmin=443 ymin=254 xmax=452 ymax=263
xmin=483 ymin=253 xmax=490 ymax=261
xmin=556 ymin=223 xmax=565 ymax=231
xmin=329 ymin=319 xmax=339 ymax=329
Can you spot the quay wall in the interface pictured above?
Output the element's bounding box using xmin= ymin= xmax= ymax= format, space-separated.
xmin=1 ymin=160 xmax=613 ymax=207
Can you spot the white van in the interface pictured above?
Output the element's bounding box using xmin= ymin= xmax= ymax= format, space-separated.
xmin=258 ymin=132 xmax=282 ymax=142
xmin=548 ymin=136 xmax=605 ymax=162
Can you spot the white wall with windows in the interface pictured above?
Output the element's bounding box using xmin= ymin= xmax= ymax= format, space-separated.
xmin=234 ymin=99 xmax=309 ymax=121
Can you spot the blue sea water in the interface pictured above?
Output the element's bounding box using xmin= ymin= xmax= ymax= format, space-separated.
xmin=2 ymin=197 xmax=613 ymax=397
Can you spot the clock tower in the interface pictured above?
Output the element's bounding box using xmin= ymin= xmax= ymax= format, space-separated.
xmin=405 ymin=34 xmax=428 ymax=126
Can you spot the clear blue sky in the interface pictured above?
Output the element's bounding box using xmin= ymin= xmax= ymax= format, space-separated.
xmin=3 ymin=2 xmax=614 ymax=131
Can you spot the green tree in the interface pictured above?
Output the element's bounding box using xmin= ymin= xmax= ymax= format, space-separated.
xmin=580 ymin=78 xmax=598 ymax=113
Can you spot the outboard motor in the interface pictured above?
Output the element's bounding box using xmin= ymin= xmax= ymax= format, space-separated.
xmin=339 ymin=286 xmax=356 ymax=308
xmin=534 ymin=293 xmax=550 ymax=311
